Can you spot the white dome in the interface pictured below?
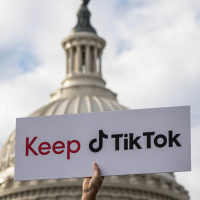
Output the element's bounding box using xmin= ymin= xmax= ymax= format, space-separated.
xmin=31 ymin=95 xmax=126 ymax=116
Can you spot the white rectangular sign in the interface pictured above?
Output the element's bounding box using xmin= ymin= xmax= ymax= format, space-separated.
xmin=15 ymin=106 xmax=191 ymax=181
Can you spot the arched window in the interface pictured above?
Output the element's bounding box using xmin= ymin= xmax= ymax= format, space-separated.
xmin=90 ymin=46 xmax=94 ymax=72
xmin=81 ymin=46 xmax=86 ymax=73
xmin=96 ymin=49 xmax=101 ymax=74
xmin=73 ymin=47 xmax=77 ymax=73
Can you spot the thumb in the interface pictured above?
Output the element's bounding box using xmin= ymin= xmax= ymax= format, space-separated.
xmin=93 ymin=162 xmax=101 ymax=177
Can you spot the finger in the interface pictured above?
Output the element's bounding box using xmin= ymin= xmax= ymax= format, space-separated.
xmin=93 ymin=162 xmax=101 ymax=177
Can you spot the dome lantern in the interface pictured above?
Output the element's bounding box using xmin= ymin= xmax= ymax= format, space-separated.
xmin=60 ymin=0 xmax=106 ymax=92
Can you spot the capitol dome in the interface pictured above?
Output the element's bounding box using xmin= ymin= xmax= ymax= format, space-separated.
xmin=0 ymin=1 xmax=189 ymax=200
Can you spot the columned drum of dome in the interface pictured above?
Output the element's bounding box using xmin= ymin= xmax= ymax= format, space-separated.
xmin=0 ymin=1 xmax=189 ymax=200
xmin=60 ymin=32 xmax=106 ymax=92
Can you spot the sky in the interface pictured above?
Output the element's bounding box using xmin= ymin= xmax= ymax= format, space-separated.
xmin=0 ymin=0 xmax=200 ymax=199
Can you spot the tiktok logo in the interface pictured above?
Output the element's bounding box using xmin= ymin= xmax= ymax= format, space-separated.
xmin=89 ymin=130 xmax=182 ymax=153
xmin=89 ymin=130 xmax=108 ymax=152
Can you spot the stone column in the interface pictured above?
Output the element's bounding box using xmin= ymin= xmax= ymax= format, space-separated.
xmin=76 ymin=45 xmax=82 ymax=73
xmin=69 ymin=48 xmax=73 ymax=74
xmin=66 ymin=49 xmax=69 ymax=74
xmin=99 ymin=49 xmax=102 ymax=75
xmin=86 ymin=45 xmax=90 ymax=73
xmin=94 ymin=47 xmax=97 ymax=73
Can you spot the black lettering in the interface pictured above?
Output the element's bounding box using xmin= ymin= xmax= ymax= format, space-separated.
xmin=124 ymin=134 xmax=128 ymax=150
xmin=89 ymin=130 xmax=108 ymax=152
xmin=129 ymin=133 xmax=142 ymax=149
xmin=111 ymin=134 xmax=123 ymax=150
xmin=143 ymin=132 xmax=155 ymax=148
xmin=154 ymin=134 xmax=167 ymax=148
xmin=169 ymin=131 xmax=181 ymax=147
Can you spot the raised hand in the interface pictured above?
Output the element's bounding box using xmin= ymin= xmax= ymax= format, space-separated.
xmin=82 ymin=162 xmax=104 ymax=200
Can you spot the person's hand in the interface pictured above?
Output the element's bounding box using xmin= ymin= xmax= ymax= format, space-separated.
xmin=82 ymin=162 xmax=104 ymax=200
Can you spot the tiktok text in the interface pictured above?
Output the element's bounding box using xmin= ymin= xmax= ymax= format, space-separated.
xmin=89 ymin=130 xmax=181 ymax=152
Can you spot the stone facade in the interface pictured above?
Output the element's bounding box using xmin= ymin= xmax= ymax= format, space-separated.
xmin=0 ymin=175 xmax=188 ymax=200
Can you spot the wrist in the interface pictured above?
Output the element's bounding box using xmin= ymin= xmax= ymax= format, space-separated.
xmin=81 ymin=193 xmax=96 ymax=200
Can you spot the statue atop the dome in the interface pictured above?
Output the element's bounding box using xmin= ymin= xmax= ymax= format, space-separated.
xmin=82 ymin=0 xmax=90 ymax=6
xmin=72 ymin=0 xmax=96 ymax=34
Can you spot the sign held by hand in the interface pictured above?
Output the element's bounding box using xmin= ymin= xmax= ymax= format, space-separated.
xmin=15 ymin=106 xmax=191 ymax=181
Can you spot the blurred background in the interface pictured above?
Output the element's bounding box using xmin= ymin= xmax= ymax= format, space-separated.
xmin=0 ymin=0 xmax=199 ymax=199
